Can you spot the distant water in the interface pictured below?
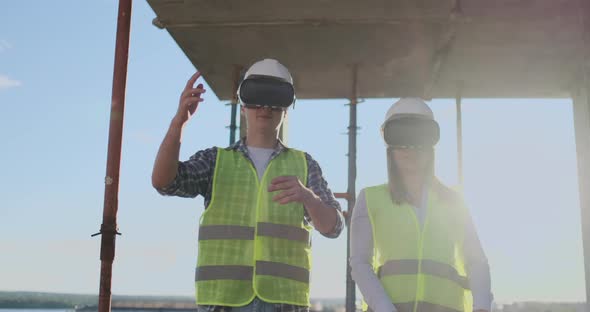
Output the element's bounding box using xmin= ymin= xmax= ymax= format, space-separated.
xmin=0 ymin=310 xmax=73 ymax=312
xmin=0 ymin=310 xmax=168 ymax=312
xmin=0 ymin=309 xmax=184 ymax=312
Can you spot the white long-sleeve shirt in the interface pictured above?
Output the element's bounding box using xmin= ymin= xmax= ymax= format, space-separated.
xmin=350 ymin=189 xmax=493 ymax=312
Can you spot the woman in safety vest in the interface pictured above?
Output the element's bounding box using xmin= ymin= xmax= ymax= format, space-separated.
xmin=350 ymin=98 xmax=492 ymax=312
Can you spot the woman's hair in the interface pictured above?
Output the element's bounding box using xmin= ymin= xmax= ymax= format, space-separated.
xmin=386 ymin=146 xmax=457 ymax=205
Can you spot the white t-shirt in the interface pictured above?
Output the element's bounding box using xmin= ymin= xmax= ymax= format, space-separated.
xmin=247 ymin=146 xmax=275 ymax=179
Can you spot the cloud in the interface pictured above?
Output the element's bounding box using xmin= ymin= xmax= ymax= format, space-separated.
xmin=0 ymin=75 xmax=22 ymax=89
xmin=0 ymin=40 xmax=13 ymax=53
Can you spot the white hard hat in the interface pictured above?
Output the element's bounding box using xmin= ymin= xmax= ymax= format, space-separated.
xmin=381 ymin=98 xmax=439 ymax=146
xmin=383 ymin=98 xmax=435 ymax=127
xmin=244 ymin=58 xmax=293 ymax=84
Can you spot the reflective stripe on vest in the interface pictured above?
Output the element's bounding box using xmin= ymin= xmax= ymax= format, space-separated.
xmin=378 ymin=259 xmax=470 ymax=290
xmin=198 ymin=223 xmax=309 ymax=243
xmin=368 ymin=302 xmax=463 ymax=312
xmin=195 ymin=261 xmax=309 ymax=283
xmin=257 ymin=222 xmax=310 ymax=243
xmin=199 ymin=225 xmax=255 ymax=240
xmin=195 ymin=147 xmax=311 ymax=307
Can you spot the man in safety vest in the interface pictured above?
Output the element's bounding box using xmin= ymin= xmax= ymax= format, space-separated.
xmin=350 ymin=98 xmax=492 ymax=312
xmin=152 ymin=59 xmax=344 ymax=312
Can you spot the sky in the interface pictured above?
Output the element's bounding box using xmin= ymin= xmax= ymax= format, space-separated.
xmin=0 ymin=0 xmax=586 ymax=305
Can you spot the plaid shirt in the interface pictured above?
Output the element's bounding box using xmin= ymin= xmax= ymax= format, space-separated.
xmin=157 ymin=139 xmax=344 ymax=312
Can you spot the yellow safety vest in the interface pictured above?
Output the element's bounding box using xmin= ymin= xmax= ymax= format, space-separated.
xmin=364 ymin=184 xmax=473 ymax=312
xmin=195 ymin=147 xmax=311 ymax=307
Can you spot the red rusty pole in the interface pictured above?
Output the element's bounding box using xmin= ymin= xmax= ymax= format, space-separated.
xmin=94 ymin=1 xmax=132 ymax=311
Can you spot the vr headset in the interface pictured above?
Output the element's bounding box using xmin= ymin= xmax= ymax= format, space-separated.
xmin=382 ymin=117 xmax=440 ymax=147
xmin=238 ymin=75 xmax=295 ymax=109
